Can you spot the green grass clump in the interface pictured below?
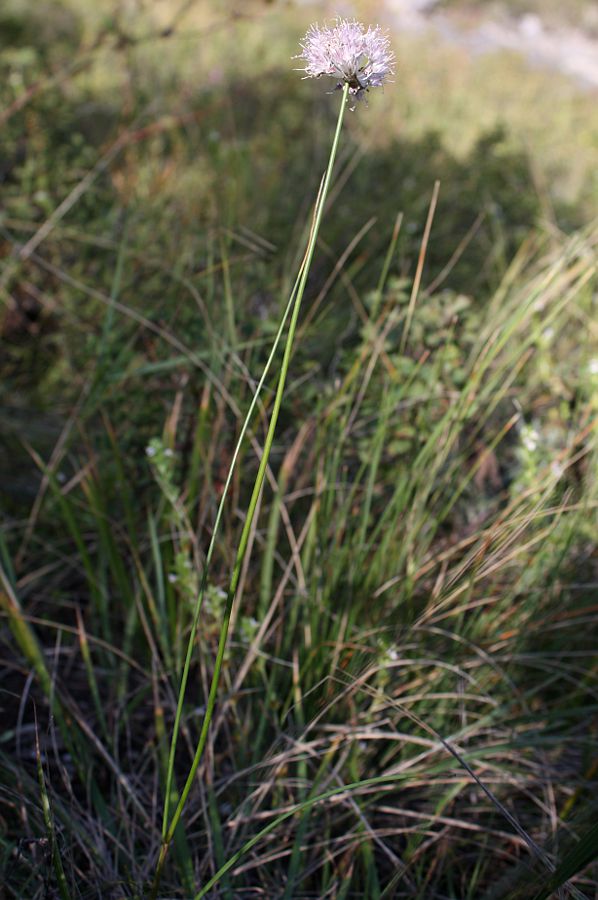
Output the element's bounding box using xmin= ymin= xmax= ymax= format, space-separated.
xmin=1 ymin=1 xmax=598 ymax=897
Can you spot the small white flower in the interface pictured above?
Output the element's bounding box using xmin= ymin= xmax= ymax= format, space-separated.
xmin=146 ymin=445 xmax=157 ymax=458
xmin=297 ymin=18 xmax=395 ymax=102
xmin=521 ymin=426 xmax=539 ymax=452
xmin=588 ymin=358 xmax=598 ymax=376
xmin=168 ymin=573 xmax=178 ymax=584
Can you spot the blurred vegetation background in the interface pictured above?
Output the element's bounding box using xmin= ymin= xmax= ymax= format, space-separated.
xmin=1 ymin=0 xmax=598 ymax=897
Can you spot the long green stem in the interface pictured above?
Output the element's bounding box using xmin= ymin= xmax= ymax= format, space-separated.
xmin=160 ymin=141 xmax=332 ymax=841
xmin=161 ymin=222 xmax=307 ymax=837
xmin=151 ymin=84 xmax=349 ymax=896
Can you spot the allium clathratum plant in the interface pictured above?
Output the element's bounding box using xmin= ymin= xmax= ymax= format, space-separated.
xmin=150 ymin=20 xmax=395 ymax=898
xmin=297 ymin=17 xmax=395 ymax=103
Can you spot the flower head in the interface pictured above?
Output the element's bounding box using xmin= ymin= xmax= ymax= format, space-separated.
xmin=297 ymin=18 xmax=395 ymax=102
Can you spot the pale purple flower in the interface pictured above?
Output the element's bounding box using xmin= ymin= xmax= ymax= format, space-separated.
xmin=297 ymin=18 xmax=395 ymax=102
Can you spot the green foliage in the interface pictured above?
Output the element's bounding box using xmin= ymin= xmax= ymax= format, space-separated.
xmin=1 ymin=2 xmax=598 ymax=898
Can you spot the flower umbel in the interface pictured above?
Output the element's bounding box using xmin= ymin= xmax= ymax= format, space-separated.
xmin=297 ymin=18 xmax=395 ymax=102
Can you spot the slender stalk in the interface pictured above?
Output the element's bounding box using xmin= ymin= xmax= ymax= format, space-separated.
xmin=151 ymin=84 xmax=349 ymax=896
xmin=160 ymin=167 xmax=329 ymax=839
xmin=35 ymin=715 xmax=72 ymax=900
xmin=162 ymin=239 xmax=302 ymax=835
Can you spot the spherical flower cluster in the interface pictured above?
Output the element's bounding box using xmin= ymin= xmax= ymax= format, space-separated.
xmin=297 ymin=18 xmax=395 ymax=102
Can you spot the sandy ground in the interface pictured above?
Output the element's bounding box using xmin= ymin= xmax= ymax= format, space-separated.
xmin=382 ymin=0 xmax=598 ymax=90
